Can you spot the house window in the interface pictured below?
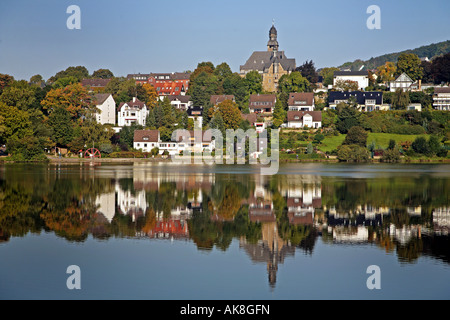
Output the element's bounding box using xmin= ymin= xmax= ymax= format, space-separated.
xmin=144 ymin=144 xmax=147 ymax=147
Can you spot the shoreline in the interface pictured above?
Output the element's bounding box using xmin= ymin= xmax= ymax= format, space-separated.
xmin=1 ymin=156 xmax=449 ymax=165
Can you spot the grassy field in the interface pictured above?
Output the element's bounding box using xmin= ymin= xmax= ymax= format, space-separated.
xmin=318 ymin=133 xmax=427 ymax=153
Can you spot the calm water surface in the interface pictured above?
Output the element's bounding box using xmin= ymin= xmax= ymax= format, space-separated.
xmin=0 ymin=162 xmax=449 ymax=299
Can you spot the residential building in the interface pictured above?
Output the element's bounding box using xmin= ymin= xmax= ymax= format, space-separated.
xmin=93 ymin=93 xmax=116 ymax=125
xmin=81 ymin=78 xmax=111 ymax=92
xmin=210 ymin=95 xmax=235 ymax=106
xmin=187 ymin=106 xmax=203 ymax=128
xmin=133 ymin=130 xmax=160 ymax=152
xmin=241 ymin=113 xmax=265 ymax=133
xmin=287 ymin=92 xmax=315 ymax=111
xmin=163 ymin=95 xmax=192 ymax=110
xmin=333 ymin=71 xmax=369 ymax=90
xmin=389 ymin=73 xmax=414 ymax=92
xmin=240 ymin=24 xmax=296 ymax=92
xmin=406 ymin=103 xmax=422 ymax=112
xmin=249 ymin=94 xmax=276 ymax=114
xmin=127 ymin=72 xmax=191 ymax=95
xmin=286 ymin=111 xmax=322 ymax=129
xmin=328 ymin=91 xmax=386 ymax=111
xmin=118 ymin=97 xmax=149 ymax=127
xmin=433 ymin=87 xmax=450 ymax=110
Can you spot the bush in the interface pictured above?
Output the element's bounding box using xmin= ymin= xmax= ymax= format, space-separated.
xmin=342 ymin=126 xmax=368 ymax=147
xmin=337 ymin=144 xmax=370 ymax=162
xmin=6 ymin=136 xmax=48 ymax=162
xmin=110 ymin=151 xmax=151 ymax=158
xmin=381 ymin=148 xmax=401 ymax=162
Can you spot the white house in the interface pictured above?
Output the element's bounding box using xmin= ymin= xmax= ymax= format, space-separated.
xmin=133 ymin=130 xmax=160 ymax=152
xmin=162 ymin=95 xmax=193 ymax=110
xmin=333 ymin=71 xmax=369 ymax=91
xmin=288 ymin=92 xmax=315 ymax=111
xmin=118 ymin=97 xmax=149 ymax=127
xmin=390 ymin=73 xmax=414 ymax=92
xmin=133 ymin=129 xmax=215 ymax=156
xmin=94 ymin=93 xmax=116 ymax=125
xmin=287 ymin=111 xmax=322 ymax=129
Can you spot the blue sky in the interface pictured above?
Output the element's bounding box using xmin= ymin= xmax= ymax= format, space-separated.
xmin=1 ymin=0 xmax=449 ymax=80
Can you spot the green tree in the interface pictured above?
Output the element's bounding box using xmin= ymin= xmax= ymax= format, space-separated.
xmin=391 ymin=88 xmax=410 ymax=110
xmin=395 ymin=53 xmax=423 ymax=82
xmin=319 ymin=67 xmax=340 ymax=86
xmin=411 ymin=136 xmax=430 ymax=155
xmin=336 ymin=105 xmax=361 ymax=134
xmin=0 ymin=73 xmax=15 ymax=94
xmin=278 ymin=72 xmax=310 ymax=94
xmin=47 ymin=107 xmax=74 ymax=147
xmin=244 ymin=71 xmax=263 ymax=95
xmin=272 ymin=99 xmax=286 ymax=128
xmin=49 ymin=66 xmax=90 ymax=83
xmin=92 ymin=69 xmax=114 ymax=79
xmin=342 ymin=126 xmax=368 ymax=147
xmin=0 ymin=102 xmax=33 ymax=144
xmin=337 ymin=144 xmax=370 ymax=162
xmin=0 ymin=80 xmax=37 ymax=111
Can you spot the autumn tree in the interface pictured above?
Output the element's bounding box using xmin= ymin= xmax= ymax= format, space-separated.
xmin=41 ymin=83 xmax=94 ymax=120
xmin=0 ymin=73 xmax=14 ymax=95
xmin=376 ymin=62 xmax=397 ymax=82
xmin=334 ymin=79 xmax=359 ymax=91
xmin=215 ymin=100 xmax=242 ymax=130
xmin=142 ymin=83 xmax=158 ymax=108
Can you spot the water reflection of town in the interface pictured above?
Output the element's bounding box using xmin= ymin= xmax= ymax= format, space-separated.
xmin=92 ymin=164 xmax=450 ymax=288
xmin=1 ymin=163 xmax=449 ymax=288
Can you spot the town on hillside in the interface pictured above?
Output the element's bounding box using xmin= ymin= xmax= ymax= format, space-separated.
xmin=1 ymin=24 xmax=449 ymax=162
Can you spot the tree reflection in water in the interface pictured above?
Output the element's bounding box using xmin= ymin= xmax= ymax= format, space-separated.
xmin=0 ymin=163 xmax=449 ymax=287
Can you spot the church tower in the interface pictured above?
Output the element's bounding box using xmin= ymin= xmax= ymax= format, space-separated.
xmin=267 ymin=22 xmax=279 ymax=52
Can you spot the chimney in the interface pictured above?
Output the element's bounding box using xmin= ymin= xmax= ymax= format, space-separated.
xmin=133 ymin=97 xmax=137 ymax=102
xmin=419 ymin=79 xmax=422 ymax=91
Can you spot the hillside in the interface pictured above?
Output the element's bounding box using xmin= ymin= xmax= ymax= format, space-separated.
xmin=339 ymin=40 xmax=450 ymax=71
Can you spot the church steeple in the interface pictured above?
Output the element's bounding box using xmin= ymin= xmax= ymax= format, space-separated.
xmin=267 ymin=21 xmax=279 ymax=52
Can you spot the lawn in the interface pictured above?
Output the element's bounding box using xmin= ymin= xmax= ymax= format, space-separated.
xmin=318 ymin=133 xmax=426 ymax=153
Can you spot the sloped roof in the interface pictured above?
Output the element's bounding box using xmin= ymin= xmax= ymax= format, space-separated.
xmin=166 ymin=95 xmax=191 ymax=103
xmin=94 ymin=93 xmax=112 ymax=105
xmin=118 ymin=98 xmax=147 ymax=111
xmin=240 ymin=51 xmax=296 ymax=73
xmin=210 ymin=95 xmax=235 ymax=105
xmin=393 ymin=72 xmax=413 ymax=83
xmin=287 ymin=111 xmax=322 ymax=122
xmin=133 ymin=130 xmax=160 ymax=143
xmin=249 ymin=94 xmax=276 ymax=106
xmin=241 ymin=113 xmax=257 ymax=126
xmin=288 ymin=92 xmax=314 ymax=106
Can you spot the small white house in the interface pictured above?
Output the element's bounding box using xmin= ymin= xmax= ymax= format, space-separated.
xmin=287 ymin=111 xmax=322 ymax=129
xmin=94 ymin=93 xmax=116 ymax=125
xmin=333 ymin=71 xmax=369 ymax=91
xmin=390 ymin=73 xmax=414 ymax=92
xmin=133 ymin=130 xmax=160 ymax=152
xmin=118 ymin=97 xmax=149 ymax=127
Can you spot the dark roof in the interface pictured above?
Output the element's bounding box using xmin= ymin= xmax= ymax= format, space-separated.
xmin=81 ymin=78 xmax=111 ymax=87
xmin=166 ymin=95 xmax=191 ymax=104
xmin=328 ymin=91 xmax=383 ymax=105
xmin=94 ymin=93 xmax=112 ymax=105
xmin=134 ymin=130 xmax=159 ymax=143
xmin=210 ymin=95 xmax=235 ymax=105
xmin=334 ymin=71 xmax=368 ymax=77
xmin=187 ymin=106 xmax=203 ymax=117
xmin=434 ymin=87 xmax=450 ymax=94
xmin=288 ymin=92 xmax=314 ymax=106
xmin=287 ymin=111 xmax=322 ymax=122
xmin=240 ymin=51 xmax=296 ymax=73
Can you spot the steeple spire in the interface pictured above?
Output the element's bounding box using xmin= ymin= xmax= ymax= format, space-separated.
xmin=267 ymin=22 xmax=279 ymax=52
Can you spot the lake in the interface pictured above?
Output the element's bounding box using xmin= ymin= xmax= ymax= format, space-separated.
xmin=0 ymin=162 xmax=449 ymax=300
